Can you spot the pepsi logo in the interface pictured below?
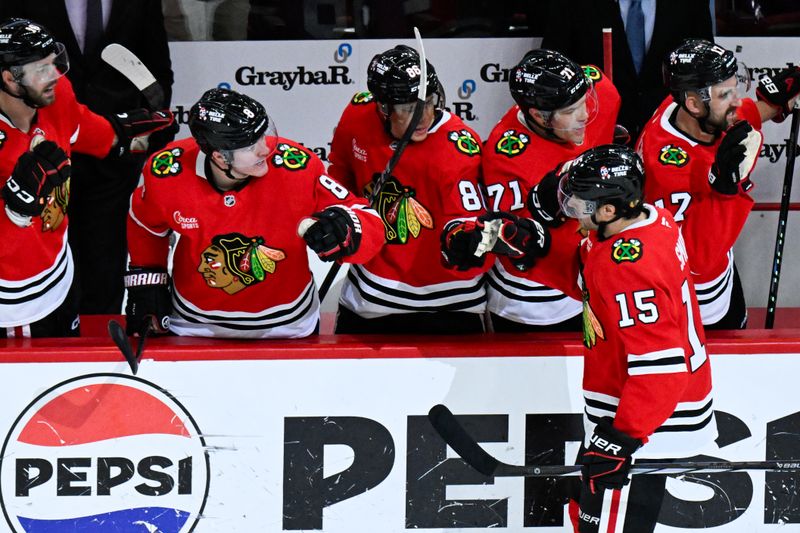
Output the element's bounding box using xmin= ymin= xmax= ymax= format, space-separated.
xmin=0 ymin=374 xmax=209 ymax=533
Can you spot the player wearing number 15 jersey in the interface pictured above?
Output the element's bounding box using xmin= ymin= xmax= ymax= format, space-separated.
xmin=327 ymin=45 xmax=488 ymax=334
xmin=544 ymin=145 xmax=714 ymax=533
xmin=127 ymin=89 xmax=383 ymax=338
xmin=481 ymin=49 xmax=620 ymax=332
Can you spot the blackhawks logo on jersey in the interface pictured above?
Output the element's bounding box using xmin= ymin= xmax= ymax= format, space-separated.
xmin=41 ymin=179 xmax=69 ymax=233
xmin=611 ymin=238 xmax=643 ymax=263
xmin=351 ymin=91 xmax=374 ymax=105
xmin=495 ymin=129 xmax=529 ymax=157
xmin=448 ymin=129 xmax=481 ymax=156
xmin=151 ymin=147 xmax=183 ymax=177
xmin=372 ymin=175 xmax=434 ymax=244
xmin=198 ymin=233 xmax=286 ymax=295
xmin=582 ymin=65 xmax=602 ymax=82
xmin=658 ymin=145 xmax=689 ymax=167
xmin=582 ymin=290 xmax=606 ymax=348
xmin=273 ymin=144 xmax=310 ymax=170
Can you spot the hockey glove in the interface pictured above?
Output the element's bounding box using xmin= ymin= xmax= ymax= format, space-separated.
xmin=708 ymin=121 xmax=763 ymax=195
xmin=488 ymin=213 xmax=551 ymax=271
xmin=580 ymin=418 xmax=642 ymax=494
xmin=2 ymin=141 xmax=70 ymax=220
xmin=527 ymin=170 xmax=566 ymax=227
xmin=124 ymin=267 xmax=172 ymax=336
xmin=756 ymin=66 xmax=800 ymax=123
xmin=108 ymin=108 xmax=175 ymax=157
xmin=300 ymin=206 xmax=362 ymax=262
xmin=440 ymin=217 xmax=488 ymax=271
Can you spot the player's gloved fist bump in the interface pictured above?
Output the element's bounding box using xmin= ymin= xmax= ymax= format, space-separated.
xmin=579 ymin=418 xmax=642 ymax=494
xmin=756 ymin=66 xmax=800 ymax=123
xmin=2 ymin=140 xmax=71 ymax=219
xmin=440 ymin=217 xmax=486 ymax=271
xmin=527 ymin=170 xmax=566 ymax=227
xmin=301 ymin=206 xmax=362 ymax=262
xmin=489 ymin=214 xmax=551 ymax=272
xmin=709 ymin=121 xmax=762 ymax=195
xmin=108 ymin=108 xmax=175 ymax=157
xmin=124 ymin=266 xmax=172 ymax=336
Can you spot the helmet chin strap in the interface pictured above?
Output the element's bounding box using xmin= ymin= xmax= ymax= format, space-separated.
xmin=206 ymin=155 xmax=250 ymax=191
xmin=524 ymin=111 xmax=567 ymax=144
xmin=591 ymin=209 xmax=624 ymax=242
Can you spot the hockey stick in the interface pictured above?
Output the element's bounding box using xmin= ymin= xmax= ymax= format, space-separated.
xmin=101 ymin=43 xmax=165 ymax=109
xmin=602 ymin=28 xmax=613 ymax=82
xmin=765 ymin=105 xmax=800 ymax=328
xmin=108 ymin=319 xmax=151 ymax=375
xmin=428 ymin=404 xmax=800 ymax=476
xmin=315 ymin=28 xmax=428 ymax=302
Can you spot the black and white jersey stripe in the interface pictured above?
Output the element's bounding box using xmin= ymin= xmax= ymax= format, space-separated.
xmin=694 ymin=249 xmax=733 ymax=325
xmin=486 ymin=261 xmax=581 ymax=325
xmin=583 ymin=390 xmax=717 ymax=458
xmin=339 ymin=264 xmax=486 ymax=318
xmin=0 ymin=232 xmax=73 ymax=328
xmin=627 ymin=347 xmax=687 ymax=376
xmin=169 ymin=281 xmax=319 ymax=338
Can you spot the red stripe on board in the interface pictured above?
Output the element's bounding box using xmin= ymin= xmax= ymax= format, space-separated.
xmin=606 ymin=489 xmax=621 ymax=532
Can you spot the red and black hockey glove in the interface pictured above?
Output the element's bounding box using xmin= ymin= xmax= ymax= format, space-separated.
xmin=756 ymin=66 xmax=800 ymax=123
xmin=440 ymin=217 xmax=488 ymax=271
xmin=708 ymin=121 xmax=762 ymax=195
xmin=488 ymin=213 xmax=551 ymax=271
xmin=2 ymin=141 xmax=70 ymax=218
xmin=301 ymin=206 xmax=362 ymax=262
xmin=579 ymin=418 xmax=642 ymax=494
xmin=124 ymin=267 xmax=172 ymax=336
xmin=527 ymin=169 xmax=567 ymax=227
xmin=108 ymin=108 xmax=175 ymax=157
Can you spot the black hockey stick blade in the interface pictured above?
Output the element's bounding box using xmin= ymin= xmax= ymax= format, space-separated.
xmin=108 ymin=319 xmax=139 ymax=374
xmin=101 ymin=43 xmax=165 ymax=109
xmin=429 ymin=404 xmax=800 ymax=477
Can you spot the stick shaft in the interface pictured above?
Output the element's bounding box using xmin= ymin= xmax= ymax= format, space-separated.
xmin=602 ymin=28 xmax=613 ymax=82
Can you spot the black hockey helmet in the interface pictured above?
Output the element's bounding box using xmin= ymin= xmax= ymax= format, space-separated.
xmin=509 ymin=49 xmax=590 ymax=112
xmin=558 ymin=144 xmax=644 ymax=219
xmin=367 ymin=45 xmax=443 ymax=108
xmin=663 ymin=39 xmax=739 ymax=99
xmin=189 ymin=88 xmax=275 ymax=155
xmin=0 ymin=18 xmax=68 ymax=79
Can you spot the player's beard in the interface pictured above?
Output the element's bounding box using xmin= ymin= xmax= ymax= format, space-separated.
xmin=704 ymin=105 xmax=737 ymax=135
xmin=22 ymin=80 xmax=57 ymax=107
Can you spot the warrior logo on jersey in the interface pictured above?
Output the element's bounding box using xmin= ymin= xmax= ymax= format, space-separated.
xmin=0 ymin=130 xmax=6 ymax=149
xmin=41 ymin=180 xmax=69 ymax=232
xmin=273 ymin=144 xmax=310 ymax=170
xmin=495 ymin=129 xmax=529 ymax=157
xmin=658 ymin=145 xmax=689 ymax=167
xmin=151 ymin=148 xmax=183 ymax=177
xmin=448 ymin=129 xmax=481 ymax=156
xmin=373 ymin=175 xmax=434 ymax=244
xmin=351 ymin=91 xmax=374 ymax=105
xmin=582 ymin=291 xmax=606 ymax=348
xmin=582 ymin=65 xmax=602 ymax=82
xmin=198 ymin=233 xmax=286 ymax=295
xmin=612 ymin=238 xmax=643 ymax=263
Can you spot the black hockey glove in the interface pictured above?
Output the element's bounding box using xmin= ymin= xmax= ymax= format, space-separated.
xmin=124 ymin=267 xmax=172 ymax=336
xmin=708 ymin=121 xmax=762 ymax=195
xmin=756 ymin=66 xmax=800 ymax=123
xmin=579 ymin=418 xmax=642 ymax=494
xmin=108 ymin=108 xmax=175 ymax=157
xmin=146 ymin=119 xmax=180 ymax=155
xmin=2 ymin=141 xmax=70 ymax=218
xmin=489 ymin=213 xmax=551 ymax=271
xmin=440 ymin=217 xmax=488 ymax=271
xmin=301 ymin=206 xmax=362 ymax=262
xmin=527 ymin=170 xmax=566 ymax=227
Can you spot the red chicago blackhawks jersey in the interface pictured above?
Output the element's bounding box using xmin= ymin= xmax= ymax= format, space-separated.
xmin=481 ymin=66 xmax=620 ymax=325
xmin=328 ymin=93 xmax=487 ymax=318
xmin=128 ymin=137 xmax=383 ymax=338
xmin=579 ymin=206 xmax=715 ymax=458
xmin=637 ymin=97 xmax=761 ymax=324
xmin=0 ymin=76 xmax=115 ymax=327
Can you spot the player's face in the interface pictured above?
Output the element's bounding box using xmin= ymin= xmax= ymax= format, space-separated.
xmin=551 ymin=94 xmax=590 ymax=145
xmin=389 ymin=94 xmax=437 ymax=142
xmin=707 ymin=76 xmax=743 ymax=131
xmin=14 ymin=47 xmax=69 ymax=107
xmin=230 ymin=135 xmax=271 ymax=178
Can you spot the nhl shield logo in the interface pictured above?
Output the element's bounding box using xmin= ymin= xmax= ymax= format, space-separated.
xmin=224 ymin=194 xmax=236 ymax=207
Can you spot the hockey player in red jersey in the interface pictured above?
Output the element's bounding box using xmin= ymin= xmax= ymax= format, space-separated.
xmin=327 ymin=45 xmax=491 ymax=334
xmin=0 ymin=18 xmax=173 ymax=338
xmin=551 ymin=145 xmax=714 ymax=532
xmin=126 ymin=88 xmax=383 ymax=338
xmin=481 ymin=49 xmax=621 ymax=332
xmin=638 ymin=39 xmax=800 ymax=329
